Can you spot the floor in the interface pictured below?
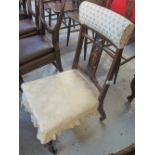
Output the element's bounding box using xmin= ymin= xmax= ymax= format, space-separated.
xmin=19 ymin=19 xmax=135 ymax=155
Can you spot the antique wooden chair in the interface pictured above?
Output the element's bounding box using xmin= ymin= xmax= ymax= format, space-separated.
xmin=19 ymin=0 xmax=40 ymax=39
xmin=20 ymin=0 xmax=64 ymax=86
xmin=21 ymin=1 xmax=134 ymax=153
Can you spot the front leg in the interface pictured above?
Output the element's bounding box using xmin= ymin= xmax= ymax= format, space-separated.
xmin=127 ymin=76 xmax=135 ymax=102
xmin=46 ymin=140 xmax=57 ymax=154
xmin=97 ymin=101 xmax=106 ymax=121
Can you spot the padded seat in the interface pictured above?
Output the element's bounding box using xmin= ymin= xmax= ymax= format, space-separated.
xmin=22 ymin=70 xmax=99 ymax=144
xmin=19 ymin=19 xmax=37 ymax=36
xmin=19 ymin=35 xmax=53 ymax=65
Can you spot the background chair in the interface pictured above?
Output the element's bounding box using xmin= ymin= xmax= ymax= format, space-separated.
xmin=19 ymin=0 xmax=28 ymax=19
xmin=20 ymin=0 xmax=65 ymax=86
xmin=19 ymin=0 xmax=40 ymax=39
xmin=21 ymin=2 xmax=134 ymax=153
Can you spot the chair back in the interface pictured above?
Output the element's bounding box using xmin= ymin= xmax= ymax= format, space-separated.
xmin=19 ymin=0 xmax=27 ymax=14
xmin=72 ymin=2 xmax=134 ymax=105
xmin=26 ymin=0 xmax=40 ymax=27
xmin=39 ymin=0 xmax=65 ymax=50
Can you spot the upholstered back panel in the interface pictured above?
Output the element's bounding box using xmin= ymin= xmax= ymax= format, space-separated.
xmin=79 ymin=1 xmax=134 ymax=49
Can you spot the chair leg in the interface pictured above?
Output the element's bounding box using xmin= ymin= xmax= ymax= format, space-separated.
xmin=66 ymin=17 xmax=71 ymax=46
xmin=48 ymin=8 xmax=52 ymax=26
xmin=19 ymin=74 xmax=23 ymax=92
xmin=98 ymin=49 xmax=123 ymax=121
xmin=84 ymin=28 xmax=88 ymax=60
xmin=56 ymin=49 xmax=63 ymax=72
xmin=52 ymin=61 xmax=58 ymax=70
xmin=47 ymin=140 xmax=57 ymax=154
xmin=127 ymin=76 xmax=135 ymax=102
xmin=113 ymin=58 xmax=121 ymax=84
xmin=72 ymin=19 xmax=75 ymax=28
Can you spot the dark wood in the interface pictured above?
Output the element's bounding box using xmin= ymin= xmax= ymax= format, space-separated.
xmin=66 ymin=11 xmax=80 ymax=47
xmin=109 ymin=144 xmax=135 ymax=155
xmin=127 ymin=76 xmax=135 ymax=102
xmin=20 ymin=0 xmax=65 ymax=84
xmin=19 ymin=74 xmax=23 ymax=92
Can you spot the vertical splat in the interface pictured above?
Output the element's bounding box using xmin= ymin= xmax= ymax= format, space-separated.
xmin=87 ymin=42 xmax=102 ymax=77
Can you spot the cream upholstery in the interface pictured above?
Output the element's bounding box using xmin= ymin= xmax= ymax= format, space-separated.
xmin=22 ymin=70 xmax=99 ymax=144
xmin=79 ymin=1 xmax=134 ymax=49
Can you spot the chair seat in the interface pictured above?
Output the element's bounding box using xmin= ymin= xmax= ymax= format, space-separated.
xmin=22 ymin=70 xmax=99 ymax=144
xmin=67 ymin=11 xmax=79 ymax=23
xmin=19 ymin=19 xmax=37 ymax=36
xmin=20 ymin=35 xmax=53 ymax=65
xmin=19 ymin=10 xmax=28 ymax=19
xmin=48 ymin=1 xmax=75 ymax=13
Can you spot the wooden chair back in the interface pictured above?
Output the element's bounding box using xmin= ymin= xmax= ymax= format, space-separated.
xmin=39 ymin=0 xmax=65 ymax=49
xmin=26 ymin=0 xmax=40 ymax=27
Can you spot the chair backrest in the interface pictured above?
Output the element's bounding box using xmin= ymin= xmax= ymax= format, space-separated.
xmin=19 ymin=0 xmax=27 ymax=14
xmin=39 ymin=0 xmax=65 ymax=49
xmin=72 ymin=1 xmax=134 ymax=93
xmin=26 ymin=0 xmax=39 ymax=27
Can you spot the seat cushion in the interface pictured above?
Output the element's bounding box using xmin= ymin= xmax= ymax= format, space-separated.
xmin=19 ymin=19 xmax=37 ymax=36
xmin=22 ymin=70 xmax=99 ymax=144
xmin=19 ymin=35 xmax=53 ymax=65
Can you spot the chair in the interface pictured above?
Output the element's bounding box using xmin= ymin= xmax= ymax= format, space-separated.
xmin=19 ymin=0 xmax=28 ymax=19
xmin=19 ymin=0 xmax=64 ymax=84
xmin=19 ymin=0 xmax=40 ymax=39
xmin=21 ymin=2 xmax=134 ymax=153
xmin=43 ymin=0 xmax=58 ymax=26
